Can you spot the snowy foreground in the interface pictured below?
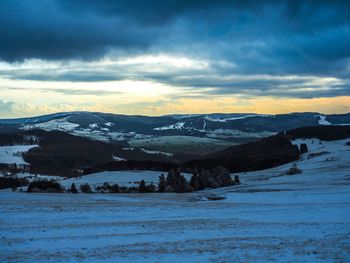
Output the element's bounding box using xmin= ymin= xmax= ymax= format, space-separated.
xmin=1 ymin=139 xmax=350 ymax=262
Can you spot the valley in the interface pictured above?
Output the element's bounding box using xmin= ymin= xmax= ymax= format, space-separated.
xmin=1 ymin=112 xmax=350 ymax=262
xmin=1 ymin=137 xmax=349 ymax=262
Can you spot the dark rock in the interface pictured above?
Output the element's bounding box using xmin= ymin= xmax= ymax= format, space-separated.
xmin=207 ymin=195 xmax=226 ymax=201
xmin=286 ymin=163 xmax=302 ymax=175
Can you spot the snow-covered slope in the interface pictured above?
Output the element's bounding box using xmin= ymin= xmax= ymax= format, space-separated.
xmin=0 ymin=145 xmax=38 ymax=165
xmin=23 ymin=117 xmax=79 ymax=132
xmin=3 ymin=111 xmax=348 ymax=144
xmin=230 ymin=138 xmax=350 ymax=192
xmin=154 ymin=122 xmax=185 ymax=131
xmin=0 ymin=138 xmax=349 ymax=262
xmin=318 ymin=115 xmax=331 ymax=125
xmin=61 ymin=170 xmax=191 ymax=188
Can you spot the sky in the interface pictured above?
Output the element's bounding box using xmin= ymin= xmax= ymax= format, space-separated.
xmin=0 ymin=0 xmax=350 ymax=118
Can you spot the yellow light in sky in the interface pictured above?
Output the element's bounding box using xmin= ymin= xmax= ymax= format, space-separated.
xmin=0 ymin=56 xmax=349 ymax=118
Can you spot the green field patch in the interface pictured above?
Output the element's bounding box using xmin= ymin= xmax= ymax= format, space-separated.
xmin=129 ymin=136 xmax=237 ymax=156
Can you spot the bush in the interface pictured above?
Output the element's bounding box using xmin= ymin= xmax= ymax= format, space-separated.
xmin=70 ymin=183 xmax=78 ymax=193
xmin=190 ymin=174 xmax=201 ymax=191
xmin=166 ymin=169 xmax=191 ymax=193
xmin=138 ymin=180 xmax=156 ymax=193
xmin=0 ymin=177 xmax=29 ymax=190
xmin=197 ymin=167 xmax=233 ymax=190
xmin=96 ymin=182 xmax=120 ymax=193
xmin=108 ymin=183 xmax=120 ymax=193
xmin=234 ymin=175 xmax=241 ymax=184
xmin=139 ymin=180 xmax=147 ymax=193
xmin=80 ymin=183 xmax=93 ymax=193
xmin=158 ymin=174 xmax=167 ymax=192
xmin=286 ymin=163 xmax=302 ymax=175
xmin=27 ymin=180 xmax=63 ymax=193
xmin=299 ymin=143 xmax=308 ymax=154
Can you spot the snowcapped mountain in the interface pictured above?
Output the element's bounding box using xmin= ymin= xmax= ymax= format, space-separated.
xmin=1 ymin=112 xmax=350 ymax=144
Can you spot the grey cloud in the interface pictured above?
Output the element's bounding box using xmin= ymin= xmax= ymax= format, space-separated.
xmin=0 ymin=0 xmax=350 ymax=100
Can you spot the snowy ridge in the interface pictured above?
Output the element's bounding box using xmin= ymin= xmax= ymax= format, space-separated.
xmin=23 ymin=117 xmax=79 ymax=132
xmin=112 ymin=155 xmax=126 ymax=162
xmin=204 ymin=114 xmax=270 ymax=122
xmin=154 ymin=122 xmax=185 ymax=131
xmin=318 ymin=115 xmax=331 ymax=125
xmin=140 ymin=148 xmax=173 ymax=157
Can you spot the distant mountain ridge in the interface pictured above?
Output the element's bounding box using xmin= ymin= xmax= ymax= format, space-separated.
xmin=1 ymin=112 xmax=350 ymax=143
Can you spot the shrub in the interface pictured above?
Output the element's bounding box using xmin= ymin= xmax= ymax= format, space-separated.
xmin=299 ymin=143 xmax=308 ymax=154
xmin=0 ymin=177 xmax=29 ymax=190
xmin=139 ymin=180 xmax=147 ymax=193
xmin=167 ymin=169 xmax=191 ymax=193
xmin=286 ymin=163 xmax=302 ymax=175
xmin=158 ymin=174 xmax=167 ymax=192
xmin=190 ymin=174 xmax=201 ymax=191
xmin=80 ymin=183 xmax=93 ymax=193
xmin=234 ymin=175 xmax=241 ymax=184
xmin=207 ymin=195 xmax=226 ymax=201
xmin=70 ymin=183 xmax=78 ymax=193
xmin=145 ymin=183 xmax=156 ymax=193
xmin=27 ymin=180 xmax=63 ymax=193
xmin=96 ymin=182 xmax=120 ymax=193
xmin=108 ymin=183 xmax=120 ymax=193
xmin=197 ymin=167 xmax=233 ymax=189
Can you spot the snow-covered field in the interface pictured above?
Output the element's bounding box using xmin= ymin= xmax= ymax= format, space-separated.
xmin=0 ymin=145 xmax=38 ymax=165
xmin=23 ymin=117 xmax=79 ymax=132
xmin=60 ymin=170 xmax=192 ymax=189
xmin=0 ymin=139 xmax=350 ymax=262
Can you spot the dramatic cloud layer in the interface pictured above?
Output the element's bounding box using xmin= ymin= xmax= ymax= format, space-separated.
xmin=0 ymin=0 xmax=349 ymax=117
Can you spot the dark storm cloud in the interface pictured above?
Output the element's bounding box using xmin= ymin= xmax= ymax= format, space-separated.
xmin=0 ymin=0 xmax=158 ymax=61
xmin=1 ymin=0 xmax=349 ymax=63
xmin=1 ymin=0 xmax=350 ymax=98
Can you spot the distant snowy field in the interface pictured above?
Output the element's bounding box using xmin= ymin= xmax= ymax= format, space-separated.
xmin=0 ymin=145 xmax=38 ymax=165
xmin=0 ymin=139 xmax=350 ymax=262
xmin=61 ymin=170 xmax=192 ymax=188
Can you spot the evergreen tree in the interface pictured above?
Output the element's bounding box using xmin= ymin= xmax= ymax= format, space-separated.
xmin=70 ymin=183 xmax=78 ymax=193
xmin=139 ymin=180 xmax=147 ymax=193
xmin=158 ymin=174 xmax=167 ymax=192
xmin=80 ymin=183 xmax=93 ymax=193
